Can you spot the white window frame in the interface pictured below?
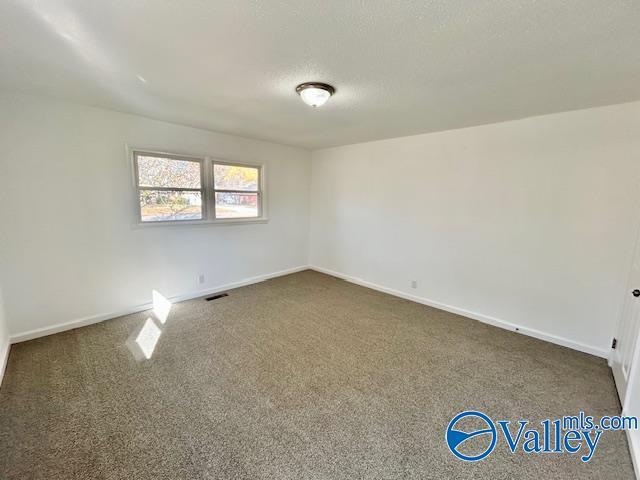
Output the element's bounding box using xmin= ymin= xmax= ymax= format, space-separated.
xmin=133 ymin=150 xmax=206 ymax=224
xmin=211 ymin=159 xmax=264 ymax=221
xmin=130 ymin=147 xmax=267 ymax=226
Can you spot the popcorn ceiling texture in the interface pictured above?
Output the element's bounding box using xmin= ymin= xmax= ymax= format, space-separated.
xmin=0 ymin=271 xmax=633 ymax=479
xmin=1 ymin=1 xmax=639 ymax=148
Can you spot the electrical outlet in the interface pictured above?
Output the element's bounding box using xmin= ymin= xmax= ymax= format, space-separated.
xmin=411 ymin=280 xmax=417 ymax=289
xmin=198 ymin=274 xmax=205 ymax=285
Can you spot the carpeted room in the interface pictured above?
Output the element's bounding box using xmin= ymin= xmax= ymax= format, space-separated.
xmin=1 ymin=2 xmax=640 ymax=479
xmin=1 ymin=271 xmax=634 ymax=478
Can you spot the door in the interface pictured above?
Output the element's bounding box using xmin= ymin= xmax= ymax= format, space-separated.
xmin=612 ymin=231 xmax=640 ymax=405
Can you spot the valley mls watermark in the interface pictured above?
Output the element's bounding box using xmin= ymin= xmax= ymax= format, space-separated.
xmin=445 ymin=410 xmax=638 ymax=463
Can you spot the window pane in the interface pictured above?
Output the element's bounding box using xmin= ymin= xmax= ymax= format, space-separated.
xmin=214 ymin=164 xmax=258 ymax=191
xmin=137 ymin=155 xmax=201 ymax=188
xmin=139 ymin=190 xmax=202 ymax=222
xmin=215 ymin=192 xmax=259 ymax=218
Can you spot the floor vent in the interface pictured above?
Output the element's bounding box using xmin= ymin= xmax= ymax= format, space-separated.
xmin=206 ymin=293 xmax=228 ymax=301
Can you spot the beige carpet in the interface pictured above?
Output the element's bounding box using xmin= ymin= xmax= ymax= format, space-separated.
xmin=0 ymin=270 xmax=634 ymax=479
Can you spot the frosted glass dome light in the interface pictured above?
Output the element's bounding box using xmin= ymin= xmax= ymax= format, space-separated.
xmin=296 ymin=82 xmax=335 ymax=107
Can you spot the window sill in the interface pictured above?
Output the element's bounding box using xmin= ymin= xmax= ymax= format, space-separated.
xmin=132 ymin=217 xmax=269 ymax=228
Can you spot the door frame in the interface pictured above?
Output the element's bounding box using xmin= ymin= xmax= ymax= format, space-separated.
xmin=610 ymin=207 xmax=640 ymax=406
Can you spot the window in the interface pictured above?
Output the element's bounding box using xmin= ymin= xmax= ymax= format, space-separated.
xmin=213 ymin=162 xmax=261 ymax=219
xmin=134 ymin=152 xmax=204 ymax=222
xmin=132 ymin=150 xmax=264 ymax=224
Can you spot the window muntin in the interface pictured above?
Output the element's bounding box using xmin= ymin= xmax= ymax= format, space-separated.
xmin=134 ymin=152 xmax=204 ymax=222
xmin=212 ymin=162 xmax=261 ymax=219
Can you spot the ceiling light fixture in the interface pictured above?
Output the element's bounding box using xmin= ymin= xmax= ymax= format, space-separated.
xmin=296 ymin=82 xmax=335 ymax=107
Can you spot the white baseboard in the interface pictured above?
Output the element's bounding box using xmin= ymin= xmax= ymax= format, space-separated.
xmin=0 ymin=338 xmax=10 ymax=389
xmin=309 ymin=265 xmax=609 ymax=358
xmin=10 ymin=264 xmax=609 ymax=359
xmin=10 ymin=265 xmax=309 ymax=344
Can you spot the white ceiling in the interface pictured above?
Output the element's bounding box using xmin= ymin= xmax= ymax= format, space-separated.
xmin=1 ymin=1 xmax=639 ymax=149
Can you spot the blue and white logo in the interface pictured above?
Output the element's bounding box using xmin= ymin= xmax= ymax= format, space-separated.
xmin=446 ymin=410 xmax=639 ymax=463
xmin=445 ymin=411 xmax=497 ymax=461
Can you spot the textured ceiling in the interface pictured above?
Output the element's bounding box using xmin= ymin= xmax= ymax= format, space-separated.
xmin=1 ymin=0 xmax=639 ymax=149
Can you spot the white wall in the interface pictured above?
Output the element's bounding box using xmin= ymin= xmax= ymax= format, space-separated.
xmin=0 ymin=284 xmax=9 ymax=385
xmin=310 ymin=102 xmax=640 ymax=356
xmin=0 ymin=92 xmax=311 ymax=338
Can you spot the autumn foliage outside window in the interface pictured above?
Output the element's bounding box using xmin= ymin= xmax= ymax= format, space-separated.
xmin=135 ymin=154 xmax=203 ymax=222
xmin=213 ymin=163 xmax=260 ymax=219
